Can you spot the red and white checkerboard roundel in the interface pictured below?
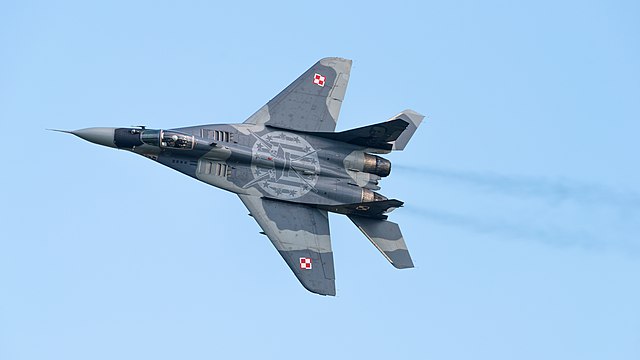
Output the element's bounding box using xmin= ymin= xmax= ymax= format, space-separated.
xmin=313 ymin=73 xmax=326 ymax=87
xmin=299 ymin=257 xmax=312 ymax=270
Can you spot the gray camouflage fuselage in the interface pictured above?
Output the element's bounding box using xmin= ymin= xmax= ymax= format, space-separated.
xmin=57 ymin=57 xmax=424 ymax=296
xmin=128 ymin=124 xmax=385 ymax=207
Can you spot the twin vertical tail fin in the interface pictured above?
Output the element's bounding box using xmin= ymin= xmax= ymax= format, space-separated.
xmin=390 ymin=109 xmax=425 ymax=151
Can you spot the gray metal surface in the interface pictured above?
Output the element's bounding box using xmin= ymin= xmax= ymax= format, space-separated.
xmin=348 ymin=215 xmax=414 ymax=269
xmin=55 ymin=57 xmax=424 ymax=296
xmin=239 ymin=195 xmax=335 ymax=295
xmin=243 ymin=57 xmax=352 ymax=132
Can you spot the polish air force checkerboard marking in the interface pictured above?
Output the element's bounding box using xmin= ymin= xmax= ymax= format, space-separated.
xmin=313 ymin=73 xmax=325 ymax=87
xmin=300 ymin=257 xmax=312 ymax=269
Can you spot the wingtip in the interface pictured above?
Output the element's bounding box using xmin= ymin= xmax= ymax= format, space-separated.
xmin=300 ymin=278 xmax=336 ymax=296
xmin=319 ymin=56 xmax=352 ymax=62
xmin=316 ymin=289 xmax=337 ymax=297
xmin=319 ymin=57 xmax=353 ymax=69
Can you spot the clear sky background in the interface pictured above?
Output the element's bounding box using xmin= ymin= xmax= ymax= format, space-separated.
xmin=1 ymin=1 xmax=639 ymax=359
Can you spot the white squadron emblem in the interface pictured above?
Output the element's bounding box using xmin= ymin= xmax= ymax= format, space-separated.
xmin=244 ymin=131 xmax=320 ymax=199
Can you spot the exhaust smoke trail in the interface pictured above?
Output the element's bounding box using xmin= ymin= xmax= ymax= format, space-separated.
xmin=394 ymin=164 xmax=640 ymax=212
xmin=404 ymin=205 xmax=617 ymax=252
xmin=395 ymin=165 xmax=640 ymax=254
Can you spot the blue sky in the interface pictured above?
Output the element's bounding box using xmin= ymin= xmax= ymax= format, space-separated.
xmin=1 ymin=1 xmax=639 ymax=359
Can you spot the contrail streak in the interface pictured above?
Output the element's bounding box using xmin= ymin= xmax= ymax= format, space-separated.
xmin=393 ymin=165 xmax=640 ymax=254
xmin=403 ymin=205 xmax=638 ymax=254
xmin=394 ymin=164 xmax=640 ymax=212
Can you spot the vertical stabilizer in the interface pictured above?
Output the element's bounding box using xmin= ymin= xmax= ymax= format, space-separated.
xmin=392 ymin=109 xmax=424 ymax=151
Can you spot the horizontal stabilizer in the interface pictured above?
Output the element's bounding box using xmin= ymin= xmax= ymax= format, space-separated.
xmin=318 ymin=199 xmax=403 ymax=219
xmin=314 ymin=119 xmax=409 ymax=150
xmin=348 ymin=216 xmax=414 ymax=269
xmin=310 ymin=109 xmax=424 ymax=151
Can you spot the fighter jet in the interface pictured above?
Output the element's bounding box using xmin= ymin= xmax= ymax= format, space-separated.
xmin=55 ymin=57 xmax=424 ymax=296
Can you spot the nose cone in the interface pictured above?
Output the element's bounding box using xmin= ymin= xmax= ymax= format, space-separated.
xmin=71 ymin=128 xmax=117 ymax=148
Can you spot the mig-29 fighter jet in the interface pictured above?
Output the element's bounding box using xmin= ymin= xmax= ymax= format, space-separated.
xmin=55 ymin=57 xmax=424 ymax=296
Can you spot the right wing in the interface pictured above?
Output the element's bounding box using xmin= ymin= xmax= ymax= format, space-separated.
xmin=238 ymin=195 xmax=336 ymax=296
xmin=243 ymin=57 xmax=352 ymax=132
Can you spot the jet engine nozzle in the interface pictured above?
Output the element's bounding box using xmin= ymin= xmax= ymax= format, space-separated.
xmin=362 ymin=154 xmax=391 ymax=177
xmin=361 ymin=189 xmax=388 ymax=203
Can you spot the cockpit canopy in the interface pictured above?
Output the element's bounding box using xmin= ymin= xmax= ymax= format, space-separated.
xmin=141 ymin=129 xmax=195 ymax=150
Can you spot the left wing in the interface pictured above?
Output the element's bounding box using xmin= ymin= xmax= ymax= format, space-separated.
xmin=244 ymin=57 xmax=352 ymax=132
xmin=238 ymin=195 xmax=336 ymax=296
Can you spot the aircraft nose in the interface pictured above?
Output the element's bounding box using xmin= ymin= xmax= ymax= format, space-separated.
xmin=71 ymin=128 xmax=117 ymax=148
